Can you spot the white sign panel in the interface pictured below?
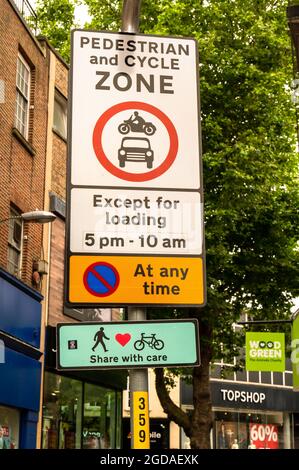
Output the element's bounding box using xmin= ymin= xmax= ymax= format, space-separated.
xmin=70 ymin=30 xmax=201 ymax=189
xmin=70 ymin=188 xmax=203 ymax=255
xmin=65 ymin=30 xmax=206 ymax=307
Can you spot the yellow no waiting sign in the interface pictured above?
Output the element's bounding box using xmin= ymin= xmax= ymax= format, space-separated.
xmin=67 ymin=255 xmax=205 ymax=307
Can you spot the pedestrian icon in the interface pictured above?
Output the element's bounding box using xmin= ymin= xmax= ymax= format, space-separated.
xmin=92 ymin=327 xmax=110 ymax=352
xmin=118 ymin=111 xmax=156 ymax=135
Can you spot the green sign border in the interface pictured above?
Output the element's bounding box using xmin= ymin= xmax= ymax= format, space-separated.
xmin=56 ymin=319 xmax=200 ymax=371
xmin=292 ymin=314 xmax=299 ymax=391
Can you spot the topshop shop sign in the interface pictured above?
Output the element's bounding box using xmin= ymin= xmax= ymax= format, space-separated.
xmin=211 ymin=381 xmax=299 ymax=411
xmin=221 ymin=388 xmax=266 ymax=404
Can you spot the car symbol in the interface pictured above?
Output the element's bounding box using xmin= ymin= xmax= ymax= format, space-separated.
xmin=118 ymin=137 xmax=154 ymax=169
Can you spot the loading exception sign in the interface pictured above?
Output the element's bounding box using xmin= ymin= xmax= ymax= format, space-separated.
xmin=83 ymin=261 xmax=120 ymax=297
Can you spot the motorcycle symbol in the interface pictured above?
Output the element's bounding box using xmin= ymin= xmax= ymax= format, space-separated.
xmin=118 ymin=111 xmax=156 ymax=136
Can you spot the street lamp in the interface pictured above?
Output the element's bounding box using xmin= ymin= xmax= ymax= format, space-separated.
xmin=0 ymin=210 xmax=56 ymax=280
xmin=0 ymin=210 xmax=56 ymax=224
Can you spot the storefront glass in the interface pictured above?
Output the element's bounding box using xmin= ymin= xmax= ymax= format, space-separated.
xmin=180 ymin=406 xmax=290 ymax=449
xmin=0 ymin=405 xmax=20 ymax=449
xmin=42 ymin=372 xmax=121 ymax=449
xmin=83 ymin=382 xmax=116 ymax=449
xmin=214 ymin=409 xmax=286 ymax=449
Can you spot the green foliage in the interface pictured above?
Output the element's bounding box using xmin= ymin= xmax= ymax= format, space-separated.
xmin=35 ymin=0 xmax=299 ymax=360
xmin=35 ymin=0 xmax=79 ymax=61
xmin=84 ymin=0 xmax=122 ymax=31
xmin=142 ymin=0 xmax=299 ymax=366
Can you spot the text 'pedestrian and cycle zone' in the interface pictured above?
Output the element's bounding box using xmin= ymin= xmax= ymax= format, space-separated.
xmin=70 ymin=31 xmax=201 ymax=189
xmin=69 ymin=256 xmax=204 ymax=305
xmin=57 ymin=320 xmax=200 ymax=370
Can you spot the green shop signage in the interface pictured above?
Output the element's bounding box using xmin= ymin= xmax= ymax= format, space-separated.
xmin=246 ymin=332 xmax=285 ymax=372
xmin=57 ymin=319 xmax=200 ymax=370
xmin=291 ymin=314 xmax=299 ymax=391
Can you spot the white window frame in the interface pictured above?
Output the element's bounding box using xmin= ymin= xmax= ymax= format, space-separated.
xmin=15 ymin=53 xmax=31 ymax=139
xmin=53 ymin=89 xmax=67 ymax=139
xmin=7 ymin=207 xmax=23 ymax=277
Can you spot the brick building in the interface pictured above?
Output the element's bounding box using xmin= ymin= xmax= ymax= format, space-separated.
xmin=0 ymin=0 xmax=125 ymax=449
xmin=0 ymin=0 xmax=51 ymax=449
xmin=38 ymin=38 xmax=125 ymax=450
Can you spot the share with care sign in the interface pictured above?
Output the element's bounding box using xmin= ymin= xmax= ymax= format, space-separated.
xmin=57 ymin=320 xmax=200 ymax=370
xmin=65 ymin=30 xmax=205 ymax=308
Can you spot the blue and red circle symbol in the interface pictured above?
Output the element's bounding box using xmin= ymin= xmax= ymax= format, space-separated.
xmin=83 ymin=262 xmax=120 ymax=297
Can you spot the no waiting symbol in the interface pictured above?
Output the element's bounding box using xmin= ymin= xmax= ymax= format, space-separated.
xmin=83 ymin=262 xmax=120 ymax=297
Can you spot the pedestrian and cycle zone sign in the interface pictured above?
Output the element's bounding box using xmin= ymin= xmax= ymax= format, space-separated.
xmin=65 ymin=30 xmax=205 ymax=307
xmin=57 ymin=320 xmax=200 ymax=370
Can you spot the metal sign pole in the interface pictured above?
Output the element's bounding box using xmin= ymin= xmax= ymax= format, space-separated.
xmin=121 ymin=0 xmax=142 ymax=32
xmin=121 ymin=0 xmax=150 ymax=450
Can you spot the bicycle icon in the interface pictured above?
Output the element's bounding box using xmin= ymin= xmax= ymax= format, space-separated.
xmin=134 ymin=333 xmax=164 ymax=351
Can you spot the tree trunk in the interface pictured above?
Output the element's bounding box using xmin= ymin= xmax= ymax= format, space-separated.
xmin=189 ymin=343 xmax=212 ymax=448
xmin=155 ymin=317 xmax=213 ymax=449
xmin=189 ymin=318 xmax=213 ymax=448
xmin=155 ymin=368 xmax=192 ymax=435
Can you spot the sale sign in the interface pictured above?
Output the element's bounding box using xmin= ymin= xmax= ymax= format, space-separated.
xmin=250 ymin=423 xmax=279 ymax=449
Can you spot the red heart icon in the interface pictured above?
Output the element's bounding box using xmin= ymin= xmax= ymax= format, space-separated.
xmin=115 ymin=333 xmax=131 ymax=347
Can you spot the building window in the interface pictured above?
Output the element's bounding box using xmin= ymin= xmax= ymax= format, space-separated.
xmin=53 ymin=90 xmax=67 ymax=139
xmin=0 ymin=405 xmax=20 ymax=449
xmin=213 ymin=410 xmax=286 ymax=449
xmin=15 ymin=54 xmax=31 ymax=139
xmin=7 ymin=207 xmax=22 ymax=276
xmin=41 ymin=372 xmax=122 ymax=449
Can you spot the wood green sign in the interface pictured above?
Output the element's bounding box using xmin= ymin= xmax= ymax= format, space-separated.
xmin=246 ymin=332 xmax=285 ymax=372
xmin=292 ymin=314 xmax=299 ymax=391
xmin=57 ymin=319 xmax=200 ymax=370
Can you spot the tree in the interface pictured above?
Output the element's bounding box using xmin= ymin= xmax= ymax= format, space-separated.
xmin=36 ymin=0 xmax=299 ymax=448
xmin=145 ymin=0 xmax=299 ymax=449
xmin=35 ymin=0 xmax=78 ymax=61
xmin=146 ymin=0 xmax=299 ymax=448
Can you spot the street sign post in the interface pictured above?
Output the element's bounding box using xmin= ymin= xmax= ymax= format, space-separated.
xmin=57 ymin=319 xmax=200 ymax=370
xmin=65 ymin=30 xmax=205 ymax=308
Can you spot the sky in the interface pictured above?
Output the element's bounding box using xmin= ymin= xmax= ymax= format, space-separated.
xmin=74 ymin=3 xmax=91 ymax=26
xmin=291 ymin=297 xmax=299 ymax=314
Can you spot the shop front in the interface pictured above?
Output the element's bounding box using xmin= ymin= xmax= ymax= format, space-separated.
xmin=0 ymin=269 xmax=43 ymax=449
xmin=41 ymin=371 xmax=122 ymax=449
xmin=181 ymin=380 xmax=299 ymax=449
xmin=41 ymin=327 xmax=125 ymax=449
xmin=122 ymin=417 xmax=170 ymax=449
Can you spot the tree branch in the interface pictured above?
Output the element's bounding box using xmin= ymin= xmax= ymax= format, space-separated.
xmin=154 ymin=368 xmax=192 ymax=436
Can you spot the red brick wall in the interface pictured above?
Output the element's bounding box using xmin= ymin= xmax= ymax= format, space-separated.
xmin=42 ymin=40 xmax=122 ymax=325
xmin=48 ymin=218 xmax=122 ymax=325
xmin=48 ymin=217 xmax=74 ymax=325
xmin=0 ymin=0 xmax=49 ymax=288
xmin=51 ymin=134 xmax=67 ymax=199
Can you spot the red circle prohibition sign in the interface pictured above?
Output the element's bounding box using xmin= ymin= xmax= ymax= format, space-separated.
xmin=83 ymin=262 xmax=120 ymax=297
xmin=92 ymin=101 xmax=179 ymax=182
